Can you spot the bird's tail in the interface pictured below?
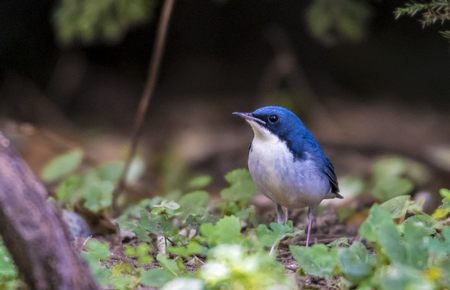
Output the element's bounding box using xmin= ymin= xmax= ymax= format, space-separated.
xmin=325 ymin=191 xmax=344 ymax=199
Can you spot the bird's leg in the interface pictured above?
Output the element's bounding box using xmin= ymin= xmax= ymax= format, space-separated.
xmin=305 ymin=207 xmax=316 ymax=247
xmin=276 ymin=204 xmax=288 ymax=224
xmin=270 ymin=204 xmax=288 ymax=255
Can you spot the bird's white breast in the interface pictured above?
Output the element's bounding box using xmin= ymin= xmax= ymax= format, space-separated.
xmin=247 ymin=124 xmax=329 ymax=209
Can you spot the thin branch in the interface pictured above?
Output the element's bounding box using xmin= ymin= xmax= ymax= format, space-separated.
xmin=112 ymin=0 xmax=176 ymax=215
xmin=294 ymin=235 xmax=358 ymax=246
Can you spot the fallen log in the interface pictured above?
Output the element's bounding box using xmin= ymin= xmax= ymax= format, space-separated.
xmin=0 ymin=132 xmax=98 ymax=290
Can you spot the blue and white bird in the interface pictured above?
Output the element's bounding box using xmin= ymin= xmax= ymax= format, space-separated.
xmin=233 ymin=106 xmax=342 ymax=246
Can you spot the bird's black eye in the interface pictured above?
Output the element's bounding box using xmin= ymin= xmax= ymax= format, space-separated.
xmin=268 ymin=114 xmax=279 ymax=123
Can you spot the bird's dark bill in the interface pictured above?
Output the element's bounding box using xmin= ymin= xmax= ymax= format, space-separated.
xmin=232 ymin=112 xmax=266 ymax=125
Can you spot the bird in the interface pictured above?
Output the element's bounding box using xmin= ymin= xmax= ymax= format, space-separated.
xmin=233 ymin=106 xmax=342 ymax=246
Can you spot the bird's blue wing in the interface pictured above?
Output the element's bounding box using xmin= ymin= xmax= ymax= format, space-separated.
xmin=323 ymin=159 xmax=342 ymax=198
xmin=301 ymin=133 xmax=342 ymax=198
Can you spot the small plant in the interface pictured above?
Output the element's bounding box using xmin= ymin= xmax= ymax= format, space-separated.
xmin=305 ymin=0 xmax=373 ymax=44
xmin=0 ymin=241 xmax=22 ymax=290
xmin=26 ymin=152 xmax=450 ymax=289
xmin=41 ymin=149 xmax=117 ymax=212
xmin=394 ymin=0 xmax=450 ymax=41
xmin=53 ymin=0 xmax=157 ymax=45
xmin=290 ymin=193 xmax=450 ymax=289
xmin=124 ymin=243 xmax=153 ymax=264
xmin=198 ymin=244 xmax=295 ymax=290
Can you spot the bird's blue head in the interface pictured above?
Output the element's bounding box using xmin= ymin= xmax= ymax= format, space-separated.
xmin=233 ymin=106 xmax=307 ymax=144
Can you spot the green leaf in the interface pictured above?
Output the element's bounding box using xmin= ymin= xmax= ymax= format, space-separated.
xmin=129 ymin=208 xmax=151 ymax=242
xmin=380 ymin=195 xmax=410 ymax=219
xmin=80 ymin=240 xmax=111 ymax=285
xmin=53 ymin=0 xmax=156 ymax=45
xmin=378 ymin=225 xmax=403 ymax=259
xmin=305 ymin=0 xmax=372 ymax=44
xmin=432 ymin=188 xmax=450 ymax=220
xmin=200 ymin=216 xmax=242 ymax=246
xmin=256 ymin=221 xmax=302 ymax=247
xmin=140 ymin=268 xmax=174 ymax=288
xmin=152 ymin=200 xmax=180 ymax=211
xmin=440 ymin=227 xmax=450 ymax=244
xmin=402 ymin=217 xmax=430 ymax=269
xmin=359 ymin=205 xmax=406 ymax=264
xmin=83 ymin=240 xmax=110 ymax=261
xmin=377 ymin=264 xmax=433 ymax=290
xmin=123 ymin=246 xmax=135 ymax=257
xmin=428 ymin=228 xmax=450 ymax=257
xmin=338 ymin=241 xmax=375 ymax=282
xmin=156 ymin=254 xmax=183 ymax=276
xmin=109 ymin=272 xmax=137 ymax=290
xmin=439 ymin=188 xmax=450 ymax=200
xmin=306 ymin=0 xmax=333 ymax=40
xmin=96 ymin=162 xmax=124 ymax=182
xmin=168 ymin=241 xmax=208 ymax=258
xmin=41 ymin=150 xmax=84 ymax=182
xmin=372 ymin=177 xmax=414 ymax=201
xmin=135 ymin=243 xmax=153 ymax=264
xmin=220 ymin=169 xmax=256 ymax=204
xmin=370 ymin=156 xmax=427 ymax=201
xmin=144 ymin=213 xmax=176 ymax=236
xmin=124 ymin=243 xmax=153 ymax=264
xmin=402 ymin=215 xmax=435 ymax=236
xmin=111 ymin=262 xmax=133 ymax=276
xmin=372 ymin=157 xmax=408 ymax=181
xmin=359 ymin=205 xmax=393 ymax=242
xmin=404 ymin=214 xmax=440 ymax=230
xmin=187 ymin=175 xmax=212 ymax=189
xmin=83 ymin=181 xmax=114 ymax=212
xmin=55 ymin=175 xmax=82 ymax=204
xmin=84 ymin=265 xmax=111 ymax=286
xmin=0 ymin=243 xmax=17 ymax=279
xmin=177 ymin=191 xmax=209 ymax=219
xmin=290 ymin=244 xmax=338 ymax=277
xmin=439 ymin=188 xmax=450 ymax=211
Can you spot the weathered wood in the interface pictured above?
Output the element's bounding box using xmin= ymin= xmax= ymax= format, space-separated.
xmin=0 ymin=132 xmax=98 ymax=290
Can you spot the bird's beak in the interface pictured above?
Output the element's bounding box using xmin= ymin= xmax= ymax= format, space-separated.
xmin=232 ymin=112 xmax=266 ymax=125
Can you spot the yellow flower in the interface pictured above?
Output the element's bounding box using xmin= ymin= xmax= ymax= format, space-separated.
xmin=424 ymin=267 xmax=441 ymax=281
xmin=432 ymin=208 xmax=449 ymax=220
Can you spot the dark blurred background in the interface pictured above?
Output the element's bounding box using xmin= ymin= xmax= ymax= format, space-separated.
xmin=0 ymin=0 xmax=449 ymax=194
